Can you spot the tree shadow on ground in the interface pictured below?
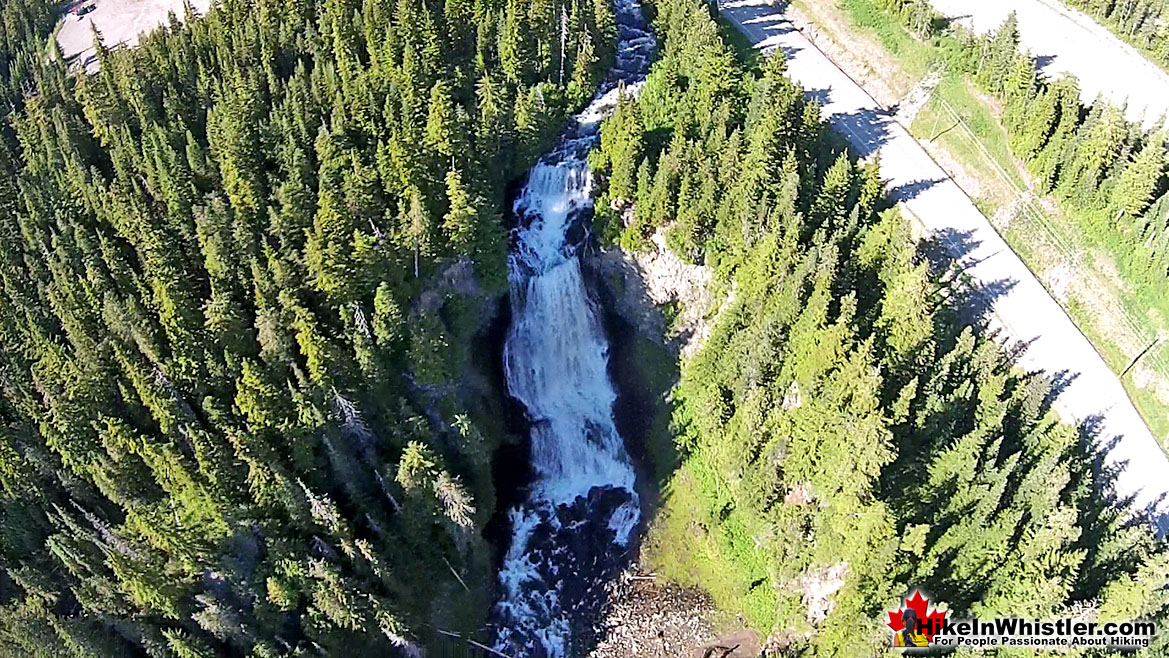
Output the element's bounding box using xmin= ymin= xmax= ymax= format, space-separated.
xmin=831 ymin=107 xmax=894 ymax=157
xmin=889 ymin=177 xmax=944 ymax=203
xmin=1070 ymin=414 xmax=1169 ymax=592
xmin=1033 ymin=54 xmax=1057 ymax=71
xmin=804 ymin=86 xmax=832 ymax=107
xmin=918 ymin=227 xmax=1018 ymax=324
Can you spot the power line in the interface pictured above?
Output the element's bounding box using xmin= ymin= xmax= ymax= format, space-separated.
xmin=927 ymin=95 xmax=1169 ymax=377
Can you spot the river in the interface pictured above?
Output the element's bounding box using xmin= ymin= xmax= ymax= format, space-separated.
xmin=491 ymin=2 xmax=657 ymax=655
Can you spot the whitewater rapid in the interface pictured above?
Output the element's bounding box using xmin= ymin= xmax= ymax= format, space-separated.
xmin=491 ymin=1 xmax=656 ymax=654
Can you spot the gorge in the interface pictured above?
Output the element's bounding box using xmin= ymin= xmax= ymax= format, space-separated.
xmin=490 ymin=1 xmax=658 ymax=653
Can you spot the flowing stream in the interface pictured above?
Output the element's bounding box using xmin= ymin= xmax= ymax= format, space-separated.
xmin=492 ymin=2 xmax=656 ymax=655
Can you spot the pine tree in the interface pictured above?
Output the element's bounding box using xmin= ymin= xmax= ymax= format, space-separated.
xmin=1111 ymin=131 xmax=1166 ymax=218
xmin=499 ymin=0 xmax=533 ymax=84
xmin=979 ymin=13 xmax=1021 ymax=95
xmin=595 ymin=90 xmax=645 ymax=201
xmin=425 ymin=81 xmax=458 ymax=160
xmin=1012 ymin=87 xmax=1059 ymax=160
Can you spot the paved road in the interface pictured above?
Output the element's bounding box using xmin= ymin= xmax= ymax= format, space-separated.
xmin=719 ymin=0 xmax=1169 ymax=533
xmin=928 ymin=0 xmax=1169 ymax=127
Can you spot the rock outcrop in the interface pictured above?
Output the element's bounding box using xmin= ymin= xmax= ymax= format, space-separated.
xmin=588 ymin=228 xmax=720 ymax=360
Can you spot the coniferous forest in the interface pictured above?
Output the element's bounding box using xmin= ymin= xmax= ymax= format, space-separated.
xmin=0 ymin=0 xmax=1167 ymax=655
xmin=961 ymin=14 xmax=1169 ymax=289
xmin=0 ymin=0 xmax=616 ymax=653
xmin=886 ymin=0 xmax=1169 ymax=72
xmin=871 ymin=4 xmax=1169 ymax=289
xmin=590 ymin=0 xmax=1169 ymax=652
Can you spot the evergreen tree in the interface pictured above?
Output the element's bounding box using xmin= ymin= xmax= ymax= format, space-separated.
xmin=0 ymin=0 xmax=619 ymax=651
xmin=589 ymin=2 xmax=1169 ymax=655
xmin=1112 ymin=131 xmax=1167 ymax=219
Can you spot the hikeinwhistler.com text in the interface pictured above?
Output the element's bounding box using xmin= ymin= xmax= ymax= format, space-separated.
xmin=922 ymin=618 xmax=1156 ymax=649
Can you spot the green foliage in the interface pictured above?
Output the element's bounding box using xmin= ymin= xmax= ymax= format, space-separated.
xmin=855 ymin=0 xmax=1169 ymax=441
xmin=0 ymin=0 xmax=618 ymax=653
xmin=1063 ymin=0 xmax=1169 ymax=73
xmin=872 ymin=0 xmax=944 ymax=40
xmin=962 ymin=14 xmax=1169 ymax=286
xmin=616 ymin=1 xmax=1169 ymax=655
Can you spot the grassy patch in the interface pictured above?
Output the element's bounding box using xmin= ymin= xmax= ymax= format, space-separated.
xmin=1126 ymin=381 xmax=1169 ymax=442
xmin=910 ymin=76 xmax=1025 ymax=212
xmin=628 ymin=331 xmax=681 ymax=485
xmin=835 ymin=0 xmax=933 ymax=77
xmin=643 ymin=464 xmax=777 ymax=632
xmin=932 ymin=81 xmax=1023 ymax=190
xmin=1061 ymin=296 xmax=1169 ymax=440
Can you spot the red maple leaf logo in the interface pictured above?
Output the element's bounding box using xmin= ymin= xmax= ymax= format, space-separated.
xmin=887 ymin=590 xmax=948 ymax=641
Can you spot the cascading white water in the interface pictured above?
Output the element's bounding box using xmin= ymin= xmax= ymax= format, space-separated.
xmin=492 ymin=1 xmax=655 ymax=654
xmin=504 ymin=166 xmax=638 ymax=506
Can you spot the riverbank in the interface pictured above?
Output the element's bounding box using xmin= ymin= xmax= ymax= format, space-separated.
xmin=587 ymin=566 xmax=765 ymax=658
xmin=587 ymin=567 xmax=718 ymax=656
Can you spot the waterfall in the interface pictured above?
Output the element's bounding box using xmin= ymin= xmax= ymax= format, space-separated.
xmin=492 ymin=1 xmax=655 ymax=654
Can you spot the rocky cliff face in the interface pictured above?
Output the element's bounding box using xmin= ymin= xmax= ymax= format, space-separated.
xmin=587 ymin=228 xmax=721 ymax=359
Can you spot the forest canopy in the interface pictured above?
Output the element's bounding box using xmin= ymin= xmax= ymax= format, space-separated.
xmin=588 ymin=0 xmax=1169 ymax=652
xmin=0 ymin=0 xmax=1165 ymax=654
xmin=0 ymin=0 xmax=617 ymax=654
